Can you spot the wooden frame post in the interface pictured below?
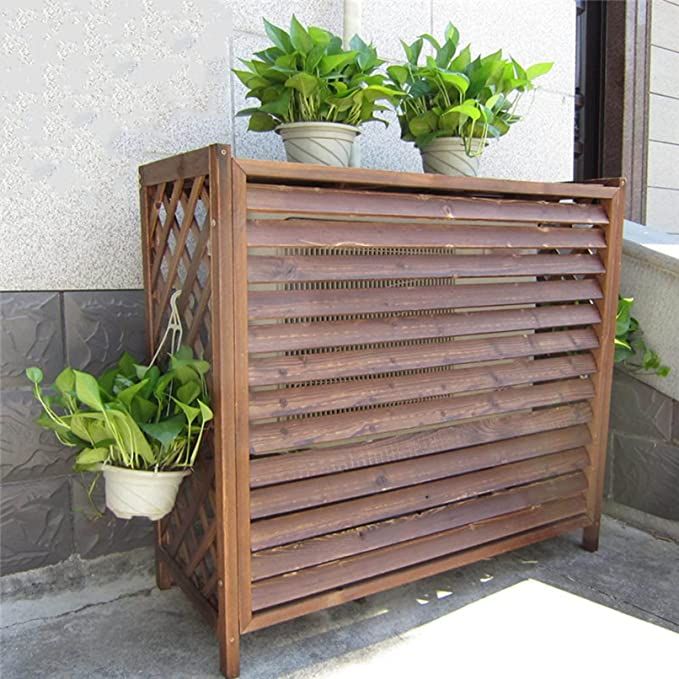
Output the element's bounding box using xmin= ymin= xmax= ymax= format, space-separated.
xmin=582 ymin=178 xmax=625 ymax=551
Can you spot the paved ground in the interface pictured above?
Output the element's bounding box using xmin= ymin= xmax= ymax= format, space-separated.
xmin=2 ymin=516 xmax=678 ymax=678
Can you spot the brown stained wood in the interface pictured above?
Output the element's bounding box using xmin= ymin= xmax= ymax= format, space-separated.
xmin=248 ymin=219 xmax=607 ymax=250
xmin=238 ymin=158 xmax=618 ymax=200
xmin=140 ymin=147 xmax=210 ymax=186
xmin=251 ymin=472 xmax=587 ymax=580
xmin=251 ymin=494 xmax=587 ymax=609
xmin=249 ymin=306 xmax=601 ymax=356
xmin=250 ymin=426 xmax=591 ymax=518
xmin=248 ymin=279 xmax=602 ymax=321
xmin=157 ymin=546 xmax=217 ymax=626
xmin=250 ymin=448 xmax=589 ymax=550
xmin=207 ymin=146 xmax=242 ymax=677
xmin=249 ymin=403 xmax=593 ymax=488
xmin=247 ymin=185 xmax=610 ymax=225
xmin=244 ymin=515 xmax=589 ymax=632
xmin=583 ymin=179 xmax=626 ymax=550
xmin=247 ymin=253 xmax=604 ymax=283
xmin=249 ymin=354 xmax=597 ymax=420
xmin=249 ymin=378 xmax=595 ymax=455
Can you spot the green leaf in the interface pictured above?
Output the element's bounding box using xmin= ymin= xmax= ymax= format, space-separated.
xmin=54 ymin=367 xmax=75 ymax=396
xmin=450 ymin=44 xmax=471 ymax=71
xmin=140 ymin=415 xmax=185 ymax=447
xmin=526 ymin=62 xmax=553 ymax=80
xmin=444 ymin=22 xmax=460 ymax=48
xmin=248 ymin=111 xmax=277 ymax=132
xmin=285 ymin=72 xmax=319 ymax=97
xmin=74 ymin=371 xmax=104 ymax=410
xmin=319 ymin=51 xmax=358 ymax=75
xmin=450 ymin=103 xmax=481 ymax=121
xmin=408 ymin=111 xmax=438 ymax=137
xmin=289 ymin=15 xmax=313 ymax=54
xmin=198 ymin=400 xmax=214 ymax=423
xmin=116 ymin=379 xmax=149 ymax=408
xmin=263 ymin=18 xmax=293 ymax=53
xmin=117 ymin=352 xmax=138 ymax=379
xmin=387 ymin=65 xmax=409 ymax=87
xmin=173 ymin=398 xmax=200 ymax=426
xmin=26 ymin=367 xmax=44 ymax=385
xmin=308 ymin=26 xmax=332 ymax=46
xmin=74 ymin=447 xmax=109 ymax=470
xmin=176 ymin=381 xmax=201 ymax=405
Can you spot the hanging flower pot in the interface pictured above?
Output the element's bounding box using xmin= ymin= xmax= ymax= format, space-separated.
xmin=419 ymin=137 xmax=484 ymax=177
xmin=101 ymin=465 xmax=190 ymax=521
xmin=276 ymin=122 xmax=360 ymax=167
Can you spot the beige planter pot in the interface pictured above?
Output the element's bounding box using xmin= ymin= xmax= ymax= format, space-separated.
xmin=420 ymin=137 xmax=484 ymax=177
xmin=101 ymin=464 xmax=190 ymax=521
xmin=276 ymin=122 xmax=359 ymax=167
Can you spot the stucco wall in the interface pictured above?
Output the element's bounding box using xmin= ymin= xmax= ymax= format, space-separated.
xmin=646 ymin=0 xmax=679 ymax=233
xmin=1 ymin=0 xmax=575 ymax=291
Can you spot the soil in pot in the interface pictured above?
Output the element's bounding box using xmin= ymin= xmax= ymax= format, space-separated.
xmin=276 ymin=122 xmax=359 ymax=167
xmin=101 ymin=465 xmax=190 ymax=521
xmin=420 ymin=137 xmax=485 ymax=177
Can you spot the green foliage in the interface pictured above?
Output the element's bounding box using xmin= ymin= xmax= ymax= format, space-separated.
xmin=27 ymin=348 xmax=213 ymax=473
xmin=615 ymin=297 xmax=669 ymax=377
xmin=234 ymin=16 xmax=402 ymax=130
xmin=386 ymin=22 xmax=553 ymax=155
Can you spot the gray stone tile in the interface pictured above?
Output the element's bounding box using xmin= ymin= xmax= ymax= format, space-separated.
xmin=0 ymin=292 xmax=64 ymax=387
xmin=0 ymin=390 xmax=73 ymax=483
xmin=233 ymin=1 xmax=343 ymax=39
xmin=610 ymin=369 xmax=673 ymax=442
xmin=63 ymin=290 xmax=147 ymax=375
xmin=611 ymin=433 xmax=679 ymax=521
xmin=672 ymin=398 xmax=679 ymax=445
xmin=70 ymin=476 xmax=154 ymax=560
xmin=0 ymin=477 xmax=73 ymax=574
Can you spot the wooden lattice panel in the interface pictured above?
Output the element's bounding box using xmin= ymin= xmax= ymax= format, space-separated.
xmin=140 ymin=147 xmax=624 ymax=678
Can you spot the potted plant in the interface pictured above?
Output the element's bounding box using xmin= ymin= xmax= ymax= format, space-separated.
xmin=234 ymin=15 xmax=402 ymax=167
xmin=386 ymin=23 xmax=553 ymax=176
xmin=25 ymin=345 xmax=213 ymax=521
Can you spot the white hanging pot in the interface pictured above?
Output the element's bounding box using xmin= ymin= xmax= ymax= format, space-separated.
xmin=101 ymin=464 xmax=190 ymax=521
xmin=419 ymin=137 xmax=485 ymax=177
xmin=276 ymin=122 xmax=360 ymax=167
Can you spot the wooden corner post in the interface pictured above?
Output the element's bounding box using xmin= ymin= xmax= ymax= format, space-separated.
xmin=209 ymin=145 xmax=242 ymax=677
xmin=582 ymin=177 xmax=625 ymax=551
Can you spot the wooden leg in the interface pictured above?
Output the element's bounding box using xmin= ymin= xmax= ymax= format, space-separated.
xmin=155 ymin=525 xmax=174 ymax=589
xmin=218 ymin=612 xmax=241 ymax=678
xmin=582 ymin=522 xmax=600 ymax=552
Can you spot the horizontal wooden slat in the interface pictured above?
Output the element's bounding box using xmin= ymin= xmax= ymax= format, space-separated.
xmin=248 ymin=279 xmax=602 ymax=320
xmin=249 ymin=305 xmax=601 ymax=356
xmin=248 ymin=220 xmax=607 ymax=250
xmin=251 ymin=472 xmax=587 ymax=580
xmin=247 ymin=185 xmax=610 ymax=225
xmin=251 ymin=494 xmax=587 ymax=609
xmin=247 ymin=253 xmax=605 ymax=283
xmin=238 ymin=158 xmax=618 ymax=199
xmin=251 ymin=425 xmax=591 ymax=518
xmin=244 ymin=514 xmax=589 ymax=631
xmin=250 ymin=447 xmax=589 ymax=550
xmin=250 ymin=354 xmax=596 ymax=420
xmin=249 ymin=378 xmax=595 ymax=454
xmin=249 ymin=402 xmax=592 ymax=488
xmin=140 ymin=147 xmax=209 ymax=186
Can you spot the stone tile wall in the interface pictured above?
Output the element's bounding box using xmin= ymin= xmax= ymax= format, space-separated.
xmin=607 ymin=369 xmax=679 ymax=522
xmin=0 ymin=291 xmax=153 ymax=574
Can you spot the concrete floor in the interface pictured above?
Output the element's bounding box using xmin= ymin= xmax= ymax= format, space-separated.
xmin=2 ymin=516 xmax=678 ymax=678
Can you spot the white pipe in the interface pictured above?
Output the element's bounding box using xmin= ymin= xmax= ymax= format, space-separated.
xmin=344 ymin=0 xmax=362 ymax=167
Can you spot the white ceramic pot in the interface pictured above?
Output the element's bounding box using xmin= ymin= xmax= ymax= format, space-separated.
xmin=276 ymin=122 xmax=360 ymax=167
xmin=420 ymin=137 xmax=484 ymax=177
xmin=101 ymin=465 xmax=190 ymax=521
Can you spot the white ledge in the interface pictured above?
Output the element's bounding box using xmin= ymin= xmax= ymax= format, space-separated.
xmin=623 ymin=220 xmax=679 ymax=277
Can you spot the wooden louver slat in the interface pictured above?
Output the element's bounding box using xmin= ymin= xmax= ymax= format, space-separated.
xmin=248 ymin=279 xmax=603 ymax=320
xmin=248 ymin=306 xmax=601 ymax=355
xmin=247 ymin=253 xmax=605 ymax=283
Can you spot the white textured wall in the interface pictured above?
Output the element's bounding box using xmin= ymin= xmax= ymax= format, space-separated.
xmin=1 ymin=0 xmax=575 ymax=291
xmin=646 ymin=0 xmax=679 ymax=233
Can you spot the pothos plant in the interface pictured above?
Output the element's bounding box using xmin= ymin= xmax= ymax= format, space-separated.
xmin=233 ymin=15 xmax=402 ymax=131
xmin=26 ymin=346 xmax=214 ymax=474
xmin=615 ymin=296 xmax=669 ymax=377
xmin=386 ymin=23 xmax=553 ymax=155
